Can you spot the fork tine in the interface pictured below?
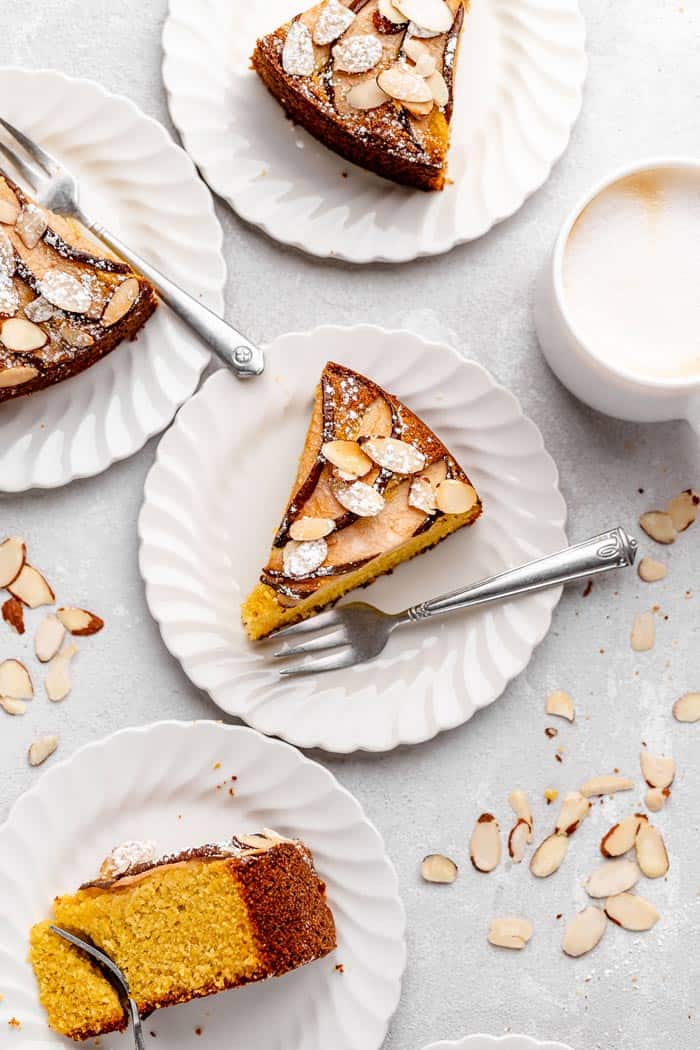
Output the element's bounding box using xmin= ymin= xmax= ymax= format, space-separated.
xmin=0 ymin=117 xmax=59 ymax=175
xmin=0 ymin=138 xmax=42 ymax=190
xmin=273 ymin=626 xmax=348 ymax=659
xmin=278 ymin=646 xmax=358 ymax=678
xmin=268 ymin=608 xmax=343 ymax=640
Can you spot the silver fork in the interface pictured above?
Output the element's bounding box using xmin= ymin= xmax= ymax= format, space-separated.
xmin=50 ymin=925 xmax=145 ymax=1050
xmin=272 ymin=527 xmax=638 ymax=676
xmin=0 ymin=117 xmax=263 ymax=379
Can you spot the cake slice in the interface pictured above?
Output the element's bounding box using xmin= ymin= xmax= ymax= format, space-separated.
xmin=29 ymin=831 xmax=336 ymax=1041
xmin=242 ymin=361 xmax=482 ymax=641
xmin=0 ymin=170 xmax=157 ymax=403
xmin=252 ymin=0 xmax=467 ymax=191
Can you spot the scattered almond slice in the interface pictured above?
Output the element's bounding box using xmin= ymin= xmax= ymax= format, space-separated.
xmin=554 ymin=792 xmax=591 ymax=836
xmin=562 ymin=906 xmax=606 ymax=957
xmin=635 ymin=822 xmax=669 ymax=878
xmin=631 ymin=610 xmax=655 ymax=652
xmin=637 ymin=557 xmax=667 ymax=583
xmin=362 ymin=436 xmax=426 ymax=474
xmin=605 ymin=892 xmax=659 ymax=932
xmin=508 ymin=789 xmax=533 ymax=841
xmin=673 ymin=692 xmax=700 ymax=723
xmin=639 ymin=510 xmax=676 ymax=544
xmin=39 ymin=269 xmax=92 ymax=314
xmin=283 ymin=539 xmax=328 ymax=578
xmin=16 ymin=204 xmax=47 ymax=249
xmin=546 ymin=689 xmax=575 ymax=722
xmin=640 ymin=750 xmax=675 ymax=789
xmin=28 ymin=734 xmax=58 ymax=767
xmin=666 ymin=488 xmax=698 ymax=532
xmin=59 ymin=324 xmax=95 ymax=349
xmin=45 ymin=644 xmax=79 ymax=702
xmin=580 ymin=774 xmax=634 ymax=798
xmin=321 ymin=440 xmax=373 ymax=478
xmin=585 ymin=859 xmax=640 ymax=898
xmin=530 ymin=833 xmax=568 ymax=878
xmin=394 ymin=0 xmax=453 ymax=33
xmin=426 ymin=69 xmax=449 ymax=106
xmin=289 ymin=517 xmax=336 ymax=542
xmin=378 ymin=0 xmax=408 ymax=23
xmin=469 ymin=813 xmax=501 ymax=873
xmin=282 ymin=19 xmax=315 ymax=76
xmin=346 ymin=78 xmax=390 ymax=110
xmin=507 ymin=818 xmax=530 ymax=863
xmin=35 ymin=613 xmax=66 ymax=663
xmin=333 ymin=480 xmax=385 ymax=517
xmin=333 ymin=34 xmax=384 ymax=74
xmin=0 ymin=659 xmax=33 ymax=699
xmin=377 ymin=63 xmax=434 ymax=103
xmin=0 ymin=697 xmax=27 ymax=716
xmin=2 ymin=596 xmax=25 ymax=634
xmin=435 ymin=479 xmax=477 ymax=515
xmin=312 ymin=0 xmax=356 ymax=45
xmin=101 ymin=277 xmax=140 ymax=327
xmin=601 ymin=814 xmax=646 ymax=857
xmin=8 ymin=563 xmax=55 ymax=608
xmin=0 ymin=317 xmax=47 ymax=352
xmin=645 ymin=787 xmax=670 ymax=813
xmin=408 ymin=475 xmax=437 ymax=515
xmin=57 ymin=606 xmax=104 ymax=637
xmin=402 ymin=98 xmax=434 ymax=117
xmin=0 ymin=364 xmax=38 ymax=388
xmin=488 ymin=916 xmax=533 ymax=950
xmin=0 ymin=536 xmax=26 ymax=588
xmin=421 ymin=853 xmax=458 ymax=884
xmin=0 ymin=197 xmax=20 ymax=225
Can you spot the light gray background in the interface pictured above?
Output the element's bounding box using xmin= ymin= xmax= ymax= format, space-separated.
xmin=0 ymin=2 xmax=698 ymax=1049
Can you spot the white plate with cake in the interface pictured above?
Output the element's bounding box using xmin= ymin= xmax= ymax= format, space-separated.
xmin=138 ymin=325 xmax=567 ymax=753
xmin=0 ymin=69 xmax=224 ymax=492
xmin=0 ymin=720 xmax=405 ymax=1049
xmin=162 ymin=0 xmax=586 ymax=263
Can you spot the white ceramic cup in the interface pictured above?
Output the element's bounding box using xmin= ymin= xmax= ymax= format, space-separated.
xmin=534 ymin=156 xmax=700 ymax=432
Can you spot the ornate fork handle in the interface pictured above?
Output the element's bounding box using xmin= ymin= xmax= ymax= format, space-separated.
xmin=404 ymin=527 xmax=638 ymax=623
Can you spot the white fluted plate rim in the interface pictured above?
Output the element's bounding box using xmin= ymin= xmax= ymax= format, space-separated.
xmin=422 ymin=1037 xmax=575 ymax=1050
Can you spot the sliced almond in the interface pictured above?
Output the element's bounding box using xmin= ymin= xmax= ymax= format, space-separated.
xmin=333 ymin=480 xmax=385 ymax=517
xmin=605 ymin=892 xmax=659 ymax=932
xmin=333 ymin=34 xmax=383 ymax=74
xmin=637 ymin=556 xmax=667 ymax=583
xmin=377 ymin=64 xmax=434 ymax=103
xmin=1 ymin=317 xmax=48 ymax=353
xmin=410 ymin=51 xmax=437 ymax=78
xmin=530 ymin=833 xmax=568 ymax=878
xmin=8 ymin=563 xmax=55 ymax=608
xmin=282 ymin=538 xmax=328 ymax=578
xmin=435 ymin=479 xmax=477 ymax=515
xmin=635 ymin=822 xmax=669 ymax=878
xmin=378 ymin=0 xmax=408 ymax=23
xmin=640 ymin=750 xmax=675 ymax=789
xmin=35 ymin=613 xmax=66 ymax=663
xmin=554 ymin=791 xmax=591 ymax=836
xmin=394 ymin=0 xmax=453 ymax=33
xmin=507 ymin=818 xmax=530 ymax=863
xmin=0 ymin=229 xmax=15 ymax=276
xmin=346 ymin=78 xmax=391 ymax=110
xmin=28 ymin=734 xmax=58 ymax=767
xmin=488 ymin=916 xmax=533 ymax=950
xmin=469 ymin=813 xmax=501 ymax=873
xmin=16 ymin=203 xmax=47 ymax=249
xmin=546 ymin=689 xmax=575 ymax=722
xmin=313 ymin=0 xmax=356 ymax=44
xmin=39 ymin=269 xmax=91 ymax=314
xmin=402 ymin=99 xmax=434 ymax=117
xmin=426 ymin=69 xmax=449 ymax=106
xmin=23 ymin=295 xmax=55 ymax=324
xmin=59 ymin=324 xmax=95 ymax=349
xmin=601 ymin=814 xmax=645 ymax=857
xmin=421 ymin=853 xmax=458 ymax=883
xmin=403 ymin=36 xmax=434 ymax=65
xmin=580 ymin=773 xmax=634 ymax=797
xmin=282 ymin=19 xmax=315 ymax=76
xmin=645 ymin=787 xmax=670 ymax=813
xmin=508 ymin=789 xmax=533 ymax=841
xmin=562 ymin=906 xmax=606 ymax=957
xmin=0 ymin=197 xmax=20 ymax=225
xmin=0 ymin=696 xmax=27 ymax=716
xmin=321 ymin=440 xmax=372 ymax=478
xmin=585 ymin=859 xmax=640 ymax=898
xmin=57 ymin=606 xmax=104 ymax=637
xmin=666 ymin=488 xmax=698 ymax=532
xmin=362 ymin=436 xmax=426 ymax=474
xmin=45 ymin=644 xmax=79 ymax=702
xmin=673 ymin=691 xmax=700 ymax=723
xmin=0 ymin=536 xmax=26 ymax=588
xmin=639 ymin=510 xmax=676 ymax=544
xmin=0 ymin=659 xmax=33 ymax=700
xmin=101 ymin=277 xmax=140 ymax=327
xmin=289 ymin=517 xmax=336 ymax=542
xmin=0 ymin=277 xmax=19 ymax=318
xmin=2 ymin=596 xmax=25 ymax=635
xmin=408 ymin=475 xmax=437 ymax=515
xmin=631 ymin=610 xmax=655 ymax=652
xmin=0 ymin=364 xmax=39 ymax=388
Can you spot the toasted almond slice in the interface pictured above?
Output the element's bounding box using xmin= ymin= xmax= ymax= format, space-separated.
xmin=59 ymin=324 xmax=95 ymax=349
xmin=635 ymin=822 xmax=669 ymax=878
xmin=637 ymin=556 xmax=667 ymax=582
xmin=346 ymin=78 xmax=391 ymax=110
xmin=411 ymin=51 xmax=437 ymax=78
xmin=640 ymin=750 xmax=675 ymax=789
xmin=435 ymin=479 xmax=478 ymax=515
xmin=0 ymin=536 xmax=26 ymax=588
xmin=313 ymin=0 xmax=356 ymax=44
xmin=645 ymin=786 xmax=670 ymax=813
xmin=16 ymin=203 xmax=47 ymax=249
xmin=508 ymin=789 xmax=533 ymax=840
xmin=585 ymin=859 xmax=640 ymax=898
xmin=554 ymin=791 xmax=591 ymax=837
xmin=601 ymin=813 xmax=645 ymax=857
xmin=283 ymin=538 xmax=328 ymax=578
xmin=23 ymin=295 xmax=55 ymax=323
xmin=8 ymin=563 xmax=55 ymax=608
xmin=34 ymin=613 xmax=66 ymax=662
xmin=289 ymin=517 xmax=336 ymax=542
xmin=236 ymin=833 xmax=277 ymax=851
xmin=488 ymin=916 xmax=533 ymax=950
xmin=28 ymin=734 xmax=58 ymax=767
xmin=546 ymin=689 xmax=575 ymax=722
xmin=334 ymin=480 xmax=385 ymax=517
xmin=362 ymin=436 xmax=426 ymax=474
xmin=394 ymin=0 xmax=453 ymax=33
xmin=0 ymin=317 xmax=47 ymax=353
xmin=0 ymin=659 xmax=33 ymax=700
xmin=321 ymin=440 xmax=372 ymax=478
xmin=403 ymin=36 xmax=433 ymax=64
xmin=469 ymin=813 xmax=501 ymax=873
xmin=580 ymin=774 xmax=634 ymax=798
xmin=562 ymin=906 xmax=606 ymax=957
xmin=282 ymin=19 xmax=315 ymax=76
xmin=0 ymin=364 xmax=39 ymax=388
xmin=378 ymin=0 xmax=408 ymax=22
xmin=421 ymin=853 xmax=458 ymax=883
xmin=101 ymin=277 xmax=140 ymax=327
xmin=378 ymin=64 xmax=434 ymax=103
xmin=673 ymin=691 xmax=700 ymax=723
xmin=0 ymin=696 xmax=27 ymax=716
xmin=45 ymin=644 xmax=79 ymax=702
xmin=57 ymin=606 xmax=105 ymax=637
xmin=333 ymin=34 xmax=383 ymax=74
xmin=402 ymin=98 xmax=434 ymax=117
xmin=408 ymin=475 xmax=436 ymax=515
xmin=40 ymin=269 xmax=92 ymax=313
xmin=631 ymin=610 xmax=655 ymax=652
xmin=0 ymin=197 xmax=20 ymax=225
xmin=2 ymin=596 xmax=25 ymax=635
xmin=639 ymin=510 xmax=676 ymax=544
xmin=605 ymin=892 xmax=659 ymax=931
xmin=530 ymin=833 xmax=568 ymax=878
xmin=667 ymin=488 xmax=698 ymax=532
xmin=507 ymin=818 xmax=530 ymax=863
xmin=426 ymin=69 xmax=449 ymax=106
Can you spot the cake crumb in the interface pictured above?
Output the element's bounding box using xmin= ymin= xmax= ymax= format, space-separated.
xmin=582 ymin=580 xmax=593 ymax=597
xmin=212 ymin=762 xmax=221 ymax=770
xmin=335 ymin=963 xmax=344 ymax=973
xmin=195 ymin=1028 xmax=203 ymax=1037
xmin=8 ymin=1018 xmax=21 ymax=1030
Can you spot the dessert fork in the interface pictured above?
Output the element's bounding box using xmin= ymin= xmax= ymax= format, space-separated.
xmin=0 ymin=117 xmax=264 ymax=380
xmin=272 ymin=527 xmax=638 ymax=676
xmin=49 ymin=925 xmax=145 ymax=1050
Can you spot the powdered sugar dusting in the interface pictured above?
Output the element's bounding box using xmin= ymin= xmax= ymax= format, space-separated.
xmin=100 ymin=839 xmax=159 ymax=878
xmin=39 ymin=269 xmax=92 ymax=314
xmin=283 ymin=537 xmax=329 ymax=577
xmin=334 ymin=480 xmax=385 ymax=517
xmin=283 ymin=19 xmax=315 ymax=76
xmin=333 ymin=34 xmax=383 ymax=74
xmin=313 ymin=0 xmax=356 ymax=45
xmin=364 ymin=436 xmax=426 ymax=473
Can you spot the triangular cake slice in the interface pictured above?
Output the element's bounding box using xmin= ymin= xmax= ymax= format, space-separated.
xmin=0 ymin=170 xmax=157 ymax=404
xmin=242 ymin=361 xmax=482 ymax=640
xmin=252 ymin=0 xmax=467 ymax=192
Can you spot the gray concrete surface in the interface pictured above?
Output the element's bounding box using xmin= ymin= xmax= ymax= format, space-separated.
xmin=0 ymin=2 xmax=698 ymax=1049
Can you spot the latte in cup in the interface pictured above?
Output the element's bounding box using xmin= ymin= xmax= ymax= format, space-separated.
xmin=562 ymin=166 xmax=700 ymax=381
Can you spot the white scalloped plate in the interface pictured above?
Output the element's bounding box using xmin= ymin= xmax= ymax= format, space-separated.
xmin=0 ymin=720 xmax=405 ymax=1050
xmin=162 ymin=0 xmax=586 ymax=263
xmin=422 ymin=1038 xmax=574 ymax=1050
xmin=138 ymin=326 xmax=567 ymax=753
xmin=0 ymin=69 xmax=225 ymax=492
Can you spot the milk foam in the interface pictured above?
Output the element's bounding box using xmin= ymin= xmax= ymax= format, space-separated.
xmin=563 ymin=167 xmax=700 ymax=380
